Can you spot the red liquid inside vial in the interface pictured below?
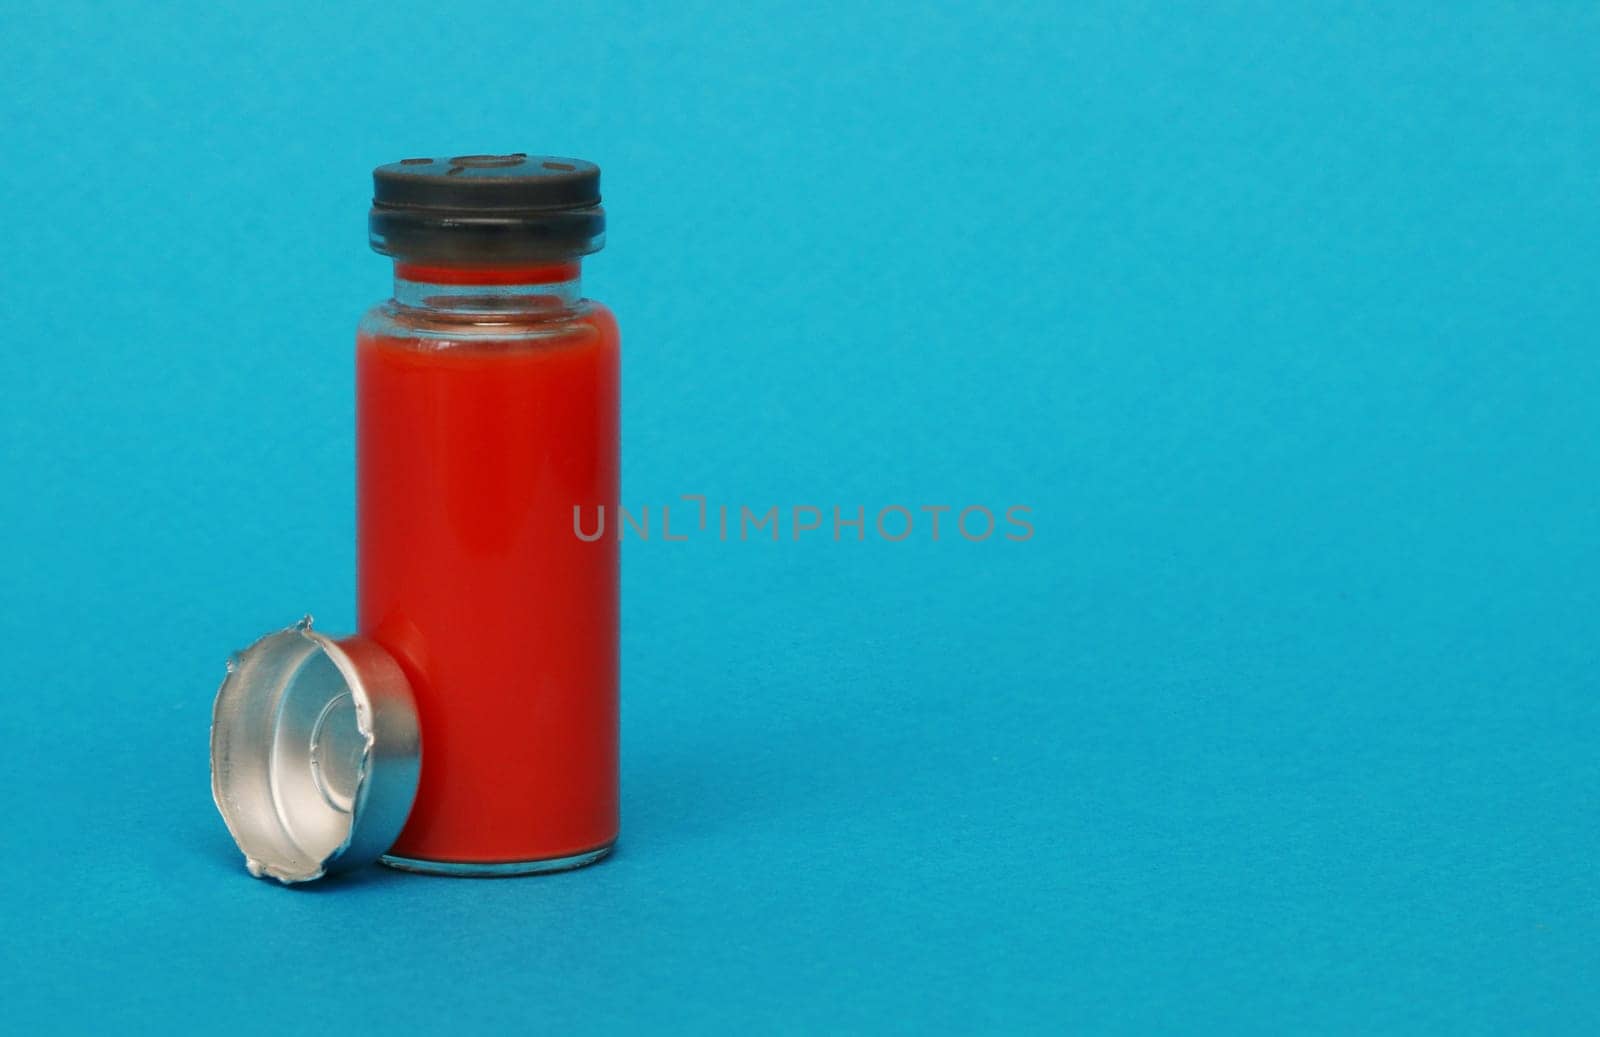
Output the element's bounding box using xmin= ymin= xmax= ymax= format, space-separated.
xmin=357 ymin=264 xmax=619 ymax=867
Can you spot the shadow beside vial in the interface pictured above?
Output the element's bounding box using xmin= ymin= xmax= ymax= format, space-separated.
xmin=621 ymin=733 xmax=789 ymax=856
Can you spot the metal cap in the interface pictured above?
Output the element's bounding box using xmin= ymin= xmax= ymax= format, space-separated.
xmin=210 ymin=618 xmax=421 ymax=884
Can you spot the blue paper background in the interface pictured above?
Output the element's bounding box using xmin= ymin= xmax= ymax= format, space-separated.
xmin=2 ymin=2 xmax=1596 ymax=1031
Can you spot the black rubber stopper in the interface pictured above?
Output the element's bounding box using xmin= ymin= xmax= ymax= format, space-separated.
xmin=369 ymin=154 xmax=605 ymax=263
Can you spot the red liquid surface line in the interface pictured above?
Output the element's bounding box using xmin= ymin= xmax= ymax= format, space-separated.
xmin=357 ymin=303 xmax=620 ymax=864
xmin=393 ymin=262 xmax=580 ymax=286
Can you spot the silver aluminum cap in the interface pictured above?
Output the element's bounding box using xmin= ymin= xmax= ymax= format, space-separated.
xmin=210 ymin=618 xmax=421 ymax=884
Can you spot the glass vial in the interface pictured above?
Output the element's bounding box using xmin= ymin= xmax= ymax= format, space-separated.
xmin=358 ymin=155 xmax=619 ymax=875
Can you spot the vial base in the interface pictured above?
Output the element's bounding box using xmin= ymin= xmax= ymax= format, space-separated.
xmin=379 ymin=841 xmax=614 ymax=877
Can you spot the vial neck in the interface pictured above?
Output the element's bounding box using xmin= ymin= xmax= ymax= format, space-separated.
xmin=392 ymin=261 xmax=583 ymax=315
